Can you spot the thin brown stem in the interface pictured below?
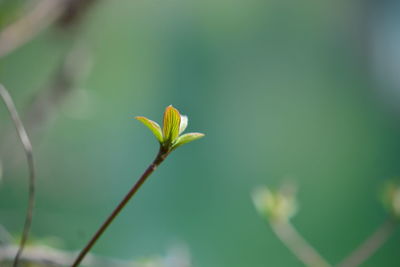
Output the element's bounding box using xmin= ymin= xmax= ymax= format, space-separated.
xmin=0 ymin=84 xmax=36 ymax=267
xmin=336 ymin=217 xmax=397 ymax=267
xmin=70 ymin=147 xmax=170 ymax=267
xmin=270 ymin=220 xmax=331 ymax=267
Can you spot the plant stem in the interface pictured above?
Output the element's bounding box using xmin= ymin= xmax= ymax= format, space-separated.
xmin=336 ymin=217 xmax=397 ymax=267
xmin=270 ymin=220 xmax=331 ymax=267
xmin=71 ymin=146 xmax=170 ymax=267
xmin=0 ymin=84 xmax=36 ymax=267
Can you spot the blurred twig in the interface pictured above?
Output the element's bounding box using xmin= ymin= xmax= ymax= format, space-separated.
xmin=336 ymin=217 xmax=398 ymax=267
xmin=253 ymin=184 xmax=331 ymax=267
xmin=56 ymin=0 xmax=98 ymax=29
xmin=0 ymin=0 xmax=65 ymax=58
xmin=0 ymin=0 xmax=94 ymax=166
xmin=0 ymin=40 xmax=90 ymax=186
xmin=21 ymin=0 xmax=96 ymax=133
xmin=24 ymin=40 xmax=91 ymax=133
xmin=0 ymin=84 xmax=36 ymax=267
xmin=0 ymin=0 xmax=99 ymax=58
xmin=270 ymin=220 xmax=331 ymax=267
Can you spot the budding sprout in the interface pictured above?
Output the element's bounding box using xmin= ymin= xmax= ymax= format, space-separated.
xmin=252 ymin=183 xmax=298 ymax=222
xmin=136 ymin=105 xmax=204 ymax=151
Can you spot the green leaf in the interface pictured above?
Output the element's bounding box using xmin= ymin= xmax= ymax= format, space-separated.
xmin=135 ymin=116 xmax=163 ymax=142
xmin=172 ymin=132 xmax=204 ymax=149
xmin=162 ymin=105 xmax=181 ymax=144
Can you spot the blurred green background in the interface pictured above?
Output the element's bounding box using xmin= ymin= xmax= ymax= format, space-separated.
xmin=1 ymin=0 xmax=400 ymax=266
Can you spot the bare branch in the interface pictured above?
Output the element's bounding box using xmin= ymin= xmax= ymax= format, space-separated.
xmin=0 ymin=0 xmax=65 ymax=58
xmin=0 ymin=1 xmax=94 ymax=164
xmin=0 ymin=84 xmax=36 ymax=267
xmin=270 ymin=220 xmax=331 ymax=267
xmin=0 ymin=0 xmax=99 ymax=58
xmin=336 ymin=218 xmax=398 ymax=267
xmin=23 ymin=40 xmax=91 ymax=135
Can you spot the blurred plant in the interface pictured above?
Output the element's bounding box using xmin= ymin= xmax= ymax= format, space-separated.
xmin=71 ymin=105 xmax=204 ymax=267
xmin=381 ymin=180 xmax=400 ymax=220
xmin=337 ymin=181 xmax=400 ymax=267
xmin=252 ymin=182 xmax=400 ymax=267
xmin=252 ymin=183 xmax=298 ymax=223
xmin=0 ymin=242 xmax=191 ymax=267
xmin=252 ymin=183 xmax=331 ymax=267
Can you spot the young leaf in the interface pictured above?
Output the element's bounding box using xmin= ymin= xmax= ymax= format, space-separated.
xmin=135 ymin=116 xmax=163 ymax=142
xmin=162 ymin=105 xmax=181 ymax=144
xmin=172 ymin=132 xmax=205 ymax=149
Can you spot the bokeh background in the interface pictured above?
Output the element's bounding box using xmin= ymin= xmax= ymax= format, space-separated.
xmin=1 ymin=0 xmax=400 ymax=266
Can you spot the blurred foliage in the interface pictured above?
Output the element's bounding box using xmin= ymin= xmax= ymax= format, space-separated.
xmin=0 ymin=0 xmax=25 ymax=27
xmin=252 ymin=183 xmax=298 ymax=222
xmin=382 ymin=180 xmax=400 ymax=220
